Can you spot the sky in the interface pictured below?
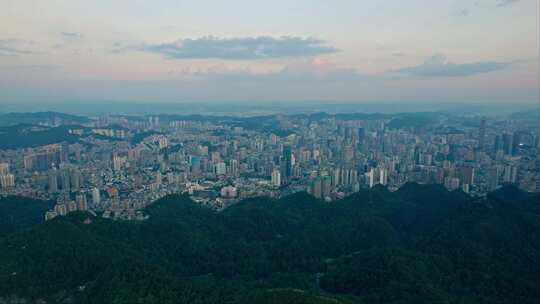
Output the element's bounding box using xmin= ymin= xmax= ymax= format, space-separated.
xmin=0 ymin=0 xmax=539 ymax=105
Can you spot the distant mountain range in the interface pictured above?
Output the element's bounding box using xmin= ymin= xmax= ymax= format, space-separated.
xmin=0 ymin=184 xmax=538 ymax=303
xmin=508 ymin=109 xmax=540 ymax=120
xmin=1 ymin=100 xmax=537 ymax=116
xmin=0 ymin=124 xmax=84 ymax=150
xmin=0 ymin=111 xmax=442 ymax=150
xmin=0 ymin=112 xmax=92 ymax=127
xmin=0 ymin=108 xmax=538 ymax=151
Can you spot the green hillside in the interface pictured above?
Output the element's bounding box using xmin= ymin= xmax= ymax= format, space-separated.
xmin=0 ymin=184 xmax=538 ymax=303
xmin=0 ymin=125 xmax=82 ymax=150
xmin=0 ymin=112 xmax=91 ymax=127
xmin=0 ymin=196 xmax=54 ymax=237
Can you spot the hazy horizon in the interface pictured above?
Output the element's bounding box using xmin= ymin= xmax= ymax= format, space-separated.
xmin=1 ymin=99 xmax=539 ymax=116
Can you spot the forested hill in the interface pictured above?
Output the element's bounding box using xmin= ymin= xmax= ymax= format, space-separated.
xmin=0 ymin=112 xmax=92 ymax=127
xmin=0 ymin=184 xmax=539 ymax=304
xmin=0 ymin=196 xmax=54 ymax=237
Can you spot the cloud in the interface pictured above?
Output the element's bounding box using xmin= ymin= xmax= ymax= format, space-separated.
xmin=456 ymin=0 xmax=518 ymax=17
xmin=394 ymin=54 xmax=511 ymax=77
xmin=127 ymin=36 xmax=338 ymax=60
xmin=61 ymin=32 xmax=83 ymax=39
xmin=497 ymin=0 xmax=520 ymax=7
xmin=0 ymin=64 xmax=62 ymax=71
xmin=169 ymin=58 xmax=364 ymax=83
xmin=0 ymin=39 xmax=39 ymax=56
xmin=455 ymin=8 xmax=470 ymax=16
xmin=277 ymin=59 xmax=363 ymax=81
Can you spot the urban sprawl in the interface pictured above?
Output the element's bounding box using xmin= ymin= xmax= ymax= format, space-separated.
xmin=0 ymin=113 xmax=538 ymax=221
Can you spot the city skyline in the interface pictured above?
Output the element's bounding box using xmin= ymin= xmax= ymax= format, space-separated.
xmin=1 ymin=110 xmax=538 ymax=220
xmin=1 ymin=0 xmax=539 ymax=104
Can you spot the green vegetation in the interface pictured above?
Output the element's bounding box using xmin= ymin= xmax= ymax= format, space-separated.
xmin=291 ymin=112 xmax=391 ymax=121
xmin=387 ymin=113 xmax=440 ymax=130
xmin=0 ymin=196 xmax=54 ymax=237
xmin=0 ymin=125 xmax=82 ymax=149
xmin=0 ymin=184 xmax=538 ymax=303
xmin=130 ymin=131 xmax=164 ymax=145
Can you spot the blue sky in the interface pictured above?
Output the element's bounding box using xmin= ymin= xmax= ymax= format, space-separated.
xmin=0 ymin=0 xmax=538 ymax=104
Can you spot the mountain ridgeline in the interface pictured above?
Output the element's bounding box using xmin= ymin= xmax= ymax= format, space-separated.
xmin=0 ymin=184 xmax=539 ymax=304
xmin=0 ymin=112 xmax=91 ymax=127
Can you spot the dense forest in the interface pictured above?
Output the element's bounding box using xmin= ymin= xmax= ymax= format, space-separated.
xmin=0 ymin=183 xmax=538 ymax=303
xmin=0 ymin=196 xmax=54 ymax=237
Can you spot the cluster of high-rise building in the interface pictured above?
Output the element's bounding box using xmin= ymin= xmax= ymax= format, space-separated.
xmin=0 ymin=162 xmax=15 ymax=189
xmin=45 ymin=192 xmax=89 ymax=221
xmin=0 ymin=112 xmax=538 ymax=221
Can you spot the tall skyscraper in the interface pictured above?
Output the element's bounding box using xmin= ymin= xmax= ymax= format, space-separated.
xmin=76 ymin=194 xmax=88 ymax=211
xmin=494 ymin=135 xmax=503 ymax=152
xmin=379 ymin=168 xmax=388 ymax=186
xmin=503 ymin=165 xmax=518 ymax=184
xmin=230 ymin=159 xmax=239 ymax=177
xmin=0 ymin=163 xmax=9 ymax=175
xmin=190 ymin=156 xmax=201 ymax=175
xmin=332 ymin=168 xmax=341 ymax=187
xmin=70 ymin=169 xmax=82 ymax=191
xmin=322 ymin=176 xmax=332 ymax=199
xmin=215 ymin=162 xmax=227 ymax=175
xmin=357 ymin=127 xmax=365 ymax=148
xmin=503 ymin=133 xmax=513 ymax=156
xmin=488 ymin=167 xmax=500 ymax=191
xmin=458 ymin=166 xmax=475 ymax=186
xmin=155 ymin=171 xmax=162 ymax=186
xmin=0 ymin=174 xmax=15 ymax=189
xmin=343 ymin=145 xmax=354 ymax=163
xmin=92 ymin=187 xmax=101 ymax=205
xmin=60 ymin=169 xmax=70 ymax=192
xmin=367 ymin=168 xmax=376 ymax=188
xmin=25 ymin=144 xmax=62 ymax=172
xmin=113 ymin=156 xmax=126 ymax=172
xmin=312 ymin=176 xmax=323 ymax=199
xmin=48 ymin=171 xmax=58 ymax=193
xmin=280 ymin=145 xmax=293 ymax=181
xmin=271 ymin=169 xmax=281 ymax=187
xmin=512 ymin=131 xmax=523 ymax=155
xmin=478 ymin=117 xmax=486 ymax=149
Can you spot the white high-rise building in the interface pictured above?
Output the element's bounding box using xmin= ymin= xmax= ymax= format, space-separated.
xmin=271 ymin=169 xmax=281 ymax=186
xmin=112 ymin=156 xmax=127 ymax=172
xmin=76 ymin=194 xmax=88 ymax=211
xmin=379 ymin=168 xmax=388 ymax=186
xmin=367 ymin=168 xmax=376 ymax=188
xmin=0 ymin=163 xmax=9 ymax=175
xmin=0 ymin=174 xmax=15 ymax=189
xmin=92 ymin=187 xmax=101 ymax=205
xmin=155 ymin=171 xmax=162 ymax=186
xmin=332 ymin=168 xmax=341 ymax=187
xmin=215 ymin=162 xmax=227 ymax=175
xmin=211 ymin=151 xmax=221 ymax=162
xmin=229 ymin=159 xmax=239 ymax=177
